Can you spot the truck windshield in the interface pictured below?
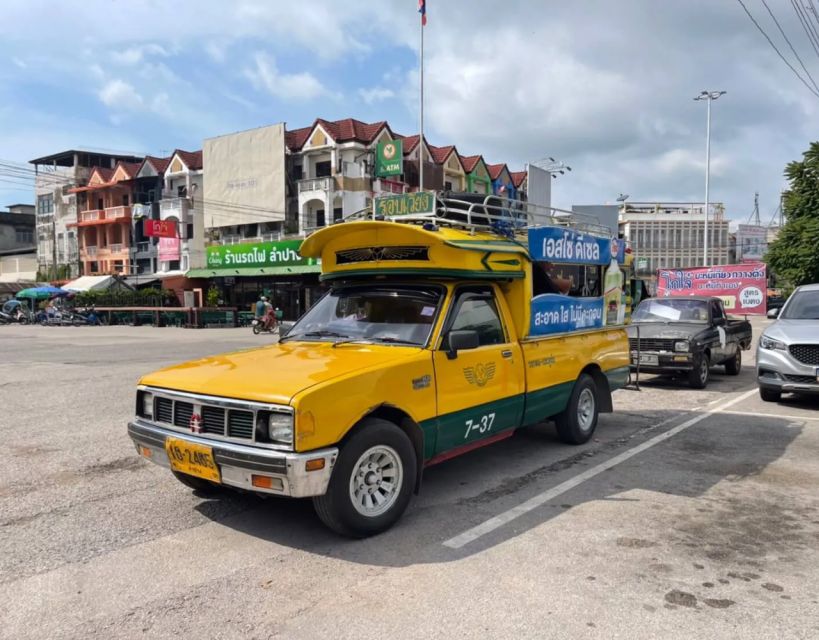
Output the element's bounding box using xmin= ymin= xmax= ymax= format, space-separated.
xmin=632 ymin=299 xmax=709 ymax=323
xmin=781 ymin=290 xmax=819 ymax=320
xmin=282 ymin=285 xmax=443 ymax=346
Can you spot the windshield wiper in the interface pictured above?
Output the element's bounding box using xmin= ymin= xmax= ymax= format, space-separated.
xmin=280 ymin=330 xmax=349 ymax=343
xmin=331 ymin=336 xmax=421 ymax=348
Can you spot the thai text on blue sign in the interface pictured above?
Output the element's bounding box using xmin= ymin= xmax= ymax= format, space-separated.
xmin=530 ymin=294 xmax=604 ymax=336
xmin=528 ymin=226 xmax=624 ymax=265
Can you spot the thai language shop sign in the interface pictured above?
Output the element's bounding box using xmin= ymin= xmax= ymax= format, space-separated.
xmin=656 ymin=262 xmax=767 ymax=315
xmin=528 ymin=227 xmax=624 ymax=265
xmin=374 ymin=191 xmax=435 ymax=217
xmin=530 ymin=294 xmax=604 ymax=336
xmin=206 ymin=239 xmax=318 ymax=270
xmin=375 ymin=139 xmax=403 ymax=177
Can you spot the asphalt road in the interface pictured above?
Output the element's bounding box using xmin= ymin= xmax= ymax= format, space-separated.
xmin=1 ymin=319 xmax=818 ymax=639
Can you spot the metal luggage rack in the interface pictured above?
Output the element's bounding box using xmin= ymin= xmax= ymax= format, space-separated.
xmin=344 ymin=194 xmax=614 ymax=240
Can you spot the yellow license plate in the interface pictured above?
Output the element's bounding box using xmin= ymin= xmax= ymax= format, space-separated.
xmin=165 ymin=437 xmax=221 ymax=483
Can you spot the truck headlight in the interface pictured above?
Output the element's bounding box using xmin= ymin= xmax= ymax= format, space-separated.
xmin=141 ymin=392 xmax=153 ymax=418
xmin=267 ymin=412 xmax=294 ymax=446
xmin=760 ymin=335 xmax=787 ymax=351
xmin=674 ymin=341 xmax=690 ymax=352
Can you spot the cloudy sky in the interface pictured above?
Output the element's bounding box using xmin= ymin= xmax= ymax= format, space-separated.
xmin=2 ymin=0 xmax=818 ymax=222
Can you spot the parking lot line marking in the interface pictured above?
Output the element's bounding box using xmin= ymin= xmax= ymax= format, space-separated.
xmin=720 ymin=410 xmax=819 ymax=422
xmin=442 ymin=388 xmax=758 ymax=550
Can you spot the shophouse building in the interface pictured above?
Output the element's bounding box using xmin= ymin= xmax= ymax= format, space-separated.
xmin=131 ymin=155 xmax=171 ymax=278
xmin=430 ymin=145 xmax=466 ymax=192
xmin=30 ymin=150 xmax=142 ymax=279
xmin=159 ymin=149 xmax=205 ymax=274
xmin=0 ymin=204 xmax=37 ymax=294
xmin=459 ymin=155 xmax=492 ymax=194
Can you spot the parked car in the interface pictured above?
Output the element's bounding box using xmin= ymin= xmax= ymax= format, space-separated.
xmin=757 ymin=283 xmax=819 ymax=402
xmin=627 ymin=296 xmax=753 ymax=388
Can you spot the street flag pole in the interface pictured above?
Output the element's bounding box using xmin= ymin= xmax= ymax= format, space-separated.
xmin=418 ymin=0 xmax=426 ymax=192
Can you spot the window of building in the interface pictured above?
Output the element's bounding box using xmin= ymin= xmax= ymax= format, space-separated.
xmin=315 ymin=161 xmax=332 ymax=177
xmin=444 ymin=180 xmax=453 ymax=191
xmin=37 ymin=193 xmax=54 ymax=214
xmin=16 ymin=229 xmax=34 ymax=244
xmin=187 ymin=223 xmax=193 ymax=239
xmin=177 ymin=185 xmax=187 ymax=197
xmin=333 ymin=207 xmax=342 ymax=222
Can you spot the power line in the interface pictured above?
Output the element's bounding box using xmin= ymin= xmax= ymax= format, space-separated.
xmin=736 ymin=0 xmax=819 ymax=98
xmin=761 ymin=0 xmax=819 ymax=90
xmin=791 ymin=0 xmax=819 ymax=63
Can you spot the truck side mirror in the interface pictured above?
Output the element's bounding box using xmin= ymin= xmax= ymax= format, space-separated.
xmin=447 ymin=330 xmax=479 ymax=360
xmin=766 ymin=308 xmax=780 ymax=319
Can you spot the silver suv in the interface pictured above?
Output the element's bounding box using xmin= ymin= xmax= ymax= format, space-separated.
xmin=757 ymin=283 xmax=819 ymax=402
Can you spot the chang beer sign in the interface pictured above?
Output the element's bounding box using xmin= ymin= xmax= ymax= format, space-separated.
xmin=374 ymin=191 xmax=435 ymax=218
xmin=375 ymin=139 xmax=403 ymax=177
xmin=206 ymin=239 xmax=318 ymax=269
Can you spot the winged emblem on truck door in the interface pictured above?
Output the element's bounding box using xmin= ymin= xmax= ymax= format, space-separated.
xmin=463 ymin=362 xmax=496 ymax=387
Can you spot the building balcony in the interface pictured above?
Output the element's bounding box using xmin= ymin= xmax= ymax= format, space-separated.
xmin=160 ymin=197 xmax=189 ymax=221
xmin=82 ymin=245 xmax=98 ymax=257
xmin=373 ymin=178 xmax=407 ymax=195
xmin=135 ymin=241 xmax=156 ymax=258
xmin=297 ymin=177 xmax=332 ymax=194
xmin=80 ymin=209 xmax=104 ymax=222
xmin=105 ymin=205 xmax=131 ymax=220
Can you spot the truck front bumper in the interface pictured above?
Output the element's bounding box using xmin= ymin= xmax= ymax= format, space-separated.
xmin=128 ymin=420 xmax=338 ymax=497
xmin=629 ymin=351 xmax=694 ymax=373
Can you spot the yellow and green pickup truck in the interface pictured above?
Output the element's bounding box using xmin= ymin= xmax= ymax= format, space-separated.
xmin=128 ymin=197 xmax=630 ymax=536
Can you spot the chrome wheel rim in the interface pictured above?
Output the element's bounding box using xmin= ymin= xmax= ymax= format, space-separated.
xmin=349 ymin=445 xmax=403 ymax=517
xmin=577 ymin=387 xmax=596 ymax=432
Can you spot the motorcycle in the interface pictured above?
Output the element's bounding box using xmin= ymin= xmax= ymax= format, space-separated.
xmin=251 ymin=317 xmax=278 ymax=335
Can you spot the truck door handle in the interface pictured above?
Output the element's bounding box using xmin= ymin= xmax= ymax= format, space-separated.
xmin=501 ymin=350 xmax=513 ymax=358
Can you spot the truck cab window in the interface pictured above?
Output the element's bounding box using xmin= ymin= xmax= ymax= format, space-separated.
xmin=445 ymin=289 xmax=505 ymax=347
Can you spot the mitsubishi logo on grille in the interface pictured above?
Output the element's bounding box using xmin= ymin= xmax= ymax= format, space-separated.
xmin=189 ymin=413 xmax=203 ymax=433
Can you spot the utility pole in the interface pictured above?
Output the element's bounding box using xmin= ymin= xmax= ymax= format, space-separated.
xmin=694 ymin=90 xmax=725 ymax=266
xmin=752 ymin=191 xmax=760 ymax=225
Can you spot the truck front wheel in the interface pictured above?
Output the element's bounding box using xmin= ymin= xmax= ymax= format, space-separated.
xmin=688 ymin=353 xmax=710 ymax=389
xmin=313 ymin=418 xmax=416 ymax=537
xmin=554 ymin=374 xmax=599 ymax=445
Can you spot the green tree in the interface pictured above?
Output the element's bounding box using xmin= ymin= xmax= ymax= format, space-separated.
xmin=766 ymin=142 xmax=819 ymax=287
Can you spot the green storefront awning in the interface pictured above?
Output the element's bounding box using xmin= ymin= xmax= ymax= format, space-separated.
xmin=187 ymin=264 xmax=322 ymax=278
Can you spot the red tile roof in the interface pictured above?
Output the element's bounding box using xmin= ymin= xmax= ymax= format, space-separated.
xmin=88 ymin=166 xmax=114 ymax=183
xmin=429 ymin=144 xmax=457 ymax=165
xmin=139 ymin=155 xmax=171 ymax=175
xmin=114 ymin=161 xmax=142 ymax=180
xmin=486 ymin=163 xmax=508 ymax=180
xmin=285 ymin=126 xmax=313 ymax=151
xmin=394 ymin=134 xmax=421 ymax=154
xmin=459 ymin=154 xmax=483 ymax=173
xmin=174 ymin=149 xmax=203 ymax=170
xmin=510 ymin=171 xmax=527 ymax=188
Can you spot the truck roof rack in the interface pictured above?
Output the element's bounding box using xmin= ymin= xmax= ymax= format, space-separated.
xmin=344 ymin=192 xmax=614 ymax=240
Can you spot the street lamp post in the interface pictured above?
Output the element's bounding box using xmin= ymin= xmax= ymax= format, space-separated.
xmin=694 ymin=90 xmax=725 ymax=266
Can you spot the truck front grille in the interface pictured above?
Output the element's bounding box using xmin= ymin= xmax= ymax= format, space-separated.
xmin=784 ymin=374 xmax=818 ymax=384
xmin=789 ymin=344 xmax=819 ymax=366
xmin=629 ymin=338 xmax=677 ymax=352
xmin=141 ymin=389 xmax=291 ymax=450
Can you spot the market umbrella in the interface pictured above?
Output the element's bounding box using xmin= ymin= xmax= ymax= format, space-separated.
xmin=15 ymin=286 xmax=70 ymax=300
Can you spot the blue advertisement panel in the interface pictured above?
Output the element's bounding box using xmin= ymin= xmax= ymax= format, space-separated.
xmin=530 ymin=294 xmax=605 ymax=336
xmin=528 ymin=227 xmax=623 ymax=265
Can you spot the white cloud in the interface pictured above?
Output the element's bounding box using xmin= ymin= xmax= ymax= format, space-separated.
xmin=112 ymin=43 xmax=169 ymax=65
xmin=359 ymin=87 xmax=395 ymax=104
xmin=244 ymin=52 xmax=328 ymax=100
xmin=205 ymin=41 xmax=229 ymax=64
xmin=11 ymin=56 xmax=26 ymax=69
xmin=98 ymin=79 xmax=144 ymax=109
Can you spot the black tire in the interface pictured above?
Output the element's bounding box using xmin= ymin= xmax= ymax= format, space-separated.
xmin=725 ymin=346 xmax=742 ymax=375
xmin=759 ymin=387 xmax=781 ymax=403
xmin=313 ymin=418 xmax=416 ymax=537
xmin=554 ymin=373 xmax=599 ymax=445
xmin=688 ymin=353 xmax=710 ymax=389
xmin=252 ymin=324 xmax=261 ymax=335
xmin=171 ymin=470 xmax=222 ymax=495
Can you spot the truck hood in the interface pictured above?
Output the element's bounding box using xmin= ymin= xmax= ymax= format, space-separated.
xmin=764 ymin=319 xmax=819 ymax=344
xmin=627 ymin=322 xmax=706 ymax=340
xmin=139 ymin=342 xmax=424 ymax=405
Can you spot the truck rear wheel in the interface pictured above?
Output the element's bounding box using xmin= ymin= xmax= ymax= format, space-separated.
xmin=554 ymin=374 xmax=599 ymax=445
xmin=724 ymin=346 xmax=742 ymax=375
xmin=688 ymin=354 xmax=710 ymax=389
xmin=313 ymin=418 xmax=416 ymax=537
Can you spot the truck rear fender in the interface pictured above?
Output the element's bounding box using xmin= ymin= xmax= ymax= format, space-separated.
xmin=341 ymin=404 xmax=426 ymax=495
xmin=581 ymin=364 xmax=613 ymax=414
